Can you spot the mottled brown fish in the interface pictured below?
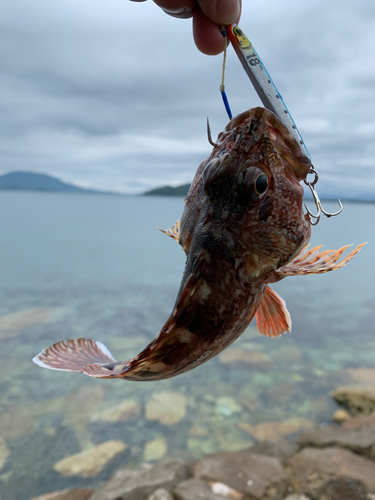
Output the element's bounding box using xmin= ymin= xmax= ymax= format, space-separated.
xmin=33 ymin=107 xmax=364 ymax=381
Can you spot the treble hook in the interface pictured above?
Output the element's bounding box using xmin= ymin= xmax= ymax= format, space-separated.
xmin=207 ymin=118 xmax=218 ymax=147
xmin=304 ymin=166 xmax=343 ymax=225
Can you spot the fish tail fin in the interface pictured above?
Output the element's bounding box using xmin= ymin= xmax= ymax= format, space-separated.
xmin=32 ymin=338 xmax=118 ymax=377
xmin=255 ymin=286 xmax=291 ymax=338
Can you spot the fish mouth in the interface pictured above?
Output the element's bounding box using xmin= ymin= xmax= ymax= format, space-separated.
xmin=224 ymin=107 xmax=311 ymax=181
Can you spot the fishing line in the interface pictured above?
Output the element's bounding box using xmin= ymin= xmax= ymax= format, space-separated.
xmin=220 ymin=28 xmax=233 ymax=120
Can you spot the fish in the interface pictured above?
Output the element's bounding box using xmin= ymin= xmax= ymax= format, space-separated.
xmin=32 ymin=107 xmax=365 ymax=381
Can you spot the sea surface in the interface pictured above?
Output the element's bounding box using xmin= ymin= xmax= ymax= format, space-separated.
xmin=0 ymin=192 xmax=374 ymax=499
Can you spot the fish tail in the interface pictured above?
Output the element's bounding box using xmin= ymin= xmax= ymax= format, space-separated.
xmin=32 ymin=338 xmax=118 ymax=377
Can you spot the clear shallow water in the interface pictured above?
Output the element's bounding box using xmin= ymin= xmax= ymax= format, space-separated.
xmin=0 ymin=192 xmax=374 ymax=499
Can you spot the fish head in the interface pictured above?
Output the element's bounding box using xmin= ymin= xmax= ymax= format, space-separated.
xmin=182 ymin=107 xmax=312 ymax=281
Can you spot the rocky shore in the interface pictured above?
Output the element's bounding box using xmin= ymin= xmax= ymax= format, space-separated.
xmin=31 ymin=384 xmax=375 ymax=500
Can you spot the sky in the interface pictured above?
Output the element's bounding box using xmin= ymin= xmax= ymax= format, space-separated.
xmin=1 ymin=0 xmax=375 ymax=198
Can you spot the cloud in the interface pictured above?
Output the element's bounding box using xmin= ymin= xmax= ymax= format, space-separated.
xmin=1 ymin=0 xmax=374 ymax=196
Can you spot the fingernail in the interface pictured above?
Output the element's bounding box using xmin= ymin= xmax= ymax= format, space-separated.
xmin=217 ymin=0 xmax=240 ymax=24
xmin=161 ymin=6 xmax=193 ymax=19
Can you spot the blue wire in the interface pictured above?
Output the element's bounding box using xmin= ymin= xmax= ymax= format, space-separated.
xmin=221 ymin=90 xmax=233 ymax=120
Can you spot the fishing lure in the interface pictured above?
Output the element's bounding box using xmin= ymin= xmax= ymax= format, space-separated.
xmin=225 ymin=23 xmax=343 ymax=225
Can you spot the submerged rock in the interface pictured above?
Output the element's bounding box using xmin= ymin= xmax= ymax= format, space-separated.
xmin=0 ymin=437 xmax=10 ymax=471
xmin=90 ymin=400 xmax=141 ymax=423
xmin=238 ymin=418 xmax=314 ymax=442
xmin=219 ymin=348 xmax=272 ymax=368
xmin=215 ymin=397 xmax=242 ymax=416
xmin=331 ymin=386 xmax=375 ymax=415
xmin=90 ymin=458 xmax=191 ymax=500
xmin=144 ymin=438 xmax=168 ymax=462
xmin=53 ymin=440 xmax=127 ymax=477
xmin=145 ymin=391 xmax=186 ymax=425
xmin=332 ymin=408 xmax=351 ymax=423
xmin=0 ymin=307 xmax=59 ymax=339
xmin=30 ymin=488 xmax=94 ymax=500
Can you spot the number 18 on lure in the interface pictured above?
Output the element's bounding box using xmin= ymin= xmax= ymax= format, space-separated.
xmin=226 ymin=24 xmax=311 ymax=160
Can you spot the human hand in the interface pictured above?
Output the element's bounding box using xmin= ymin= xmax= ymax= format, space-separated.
xmin=130 ymin=0 xmax=242 ymax=55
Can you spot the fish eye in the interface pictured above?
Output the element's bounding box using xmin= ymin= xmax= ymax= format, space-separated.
xmin=236 ymin=165 xmax=269 ymax=203
xmin=254 ymin=173 xmax=268 ymax=195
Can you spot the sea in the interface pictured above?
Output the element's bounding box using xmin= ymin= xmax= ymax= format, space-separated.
xmin=0 ymin=191 xmax=374 ymax=500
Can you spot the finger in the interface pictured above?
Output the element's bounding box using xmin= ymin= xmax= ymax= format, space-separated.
xmin=198 ymin=0 xmax=241 ymax=25
xmin=192 ymin=7 xmax=225 ymax=56
xmin=153 ymin=0 xmax=194 ymax=19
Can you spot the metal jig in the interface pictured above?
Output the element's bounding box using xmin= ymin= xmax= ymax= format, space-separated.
xmin=304 ymin=166 xmax=343 ymax=225
xmin=225 ymin=23 xmax=344 ymax=226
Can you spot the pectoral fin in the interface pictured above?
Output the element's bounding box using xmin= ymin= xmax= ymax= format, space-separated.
xmin=158 ymin=220 xmax=180 ymax=242
xmin=255 ymin=286 xmax=291 ymax=338
xmin=267 ymin=243 xmax=366 ymax=282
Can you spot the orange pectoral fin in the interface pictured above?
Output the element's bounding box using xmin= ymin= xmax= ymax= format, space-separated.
xmin=158 ymin=220 xmax=180 ymax=242
xmin=268 ymin=243 xmax=367 ymax=281
xmin=255 ymin=286 xmax=291 ymax=338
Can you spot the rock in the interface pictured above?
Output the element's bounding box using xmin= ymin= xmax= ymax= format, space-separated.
xmin=249 ymin=439 xmax=299 ymax=467
xmin=239 ymin=418 xmax=314 ymax=442
xmin=271 ymin=346 xmax=303 ymax=364
xmin=209 ymin=481 xmax=244 ymax=498
xmin=346 ymin=368 xmax=375 ymax=384
xmin=145 ymin=391 xmax=186 ymax=425
xmin=0 ymin=437 xmax=10 ymax=470
xmin=30 ymin=489 xmax=94 ymax=500
xmin=288 ymin=447 xmax=375 ymax=496
xmin=174 ymin=478 xmax=243 ymax=500
xmin=316 ymin=477 xmax=368 ymax=500
xmin=62 ymin=386 xmax=104 ymax=450
xmin=0 ymin=307 xmax=58 ymax=338
xmin=331 ymin=386 xmax=375 ymax=415
xmin=0 ymin=406 xmax=33 ymax=438
xmin=282 ymin=495 xmax=311 ymax=500
xmin=144 ymin=438 xmax=168 ymax=462
xmin=147 ymin=489 xmax=174 ymax=500
xmin=267 ymin=383 xmax=296 ymax=404
xmin=63 ymin=386 xmax=104 ymax=425
xmin=215 ymin=397 xmax=242 ymax=416
xmin=188 ymin=425 xmax=209 ymax=437
xmin=90 ymin=458 xmax=191 ymax=500
xmin=297 ymin=425 xmax=375 ymax=459
xmin=90 ymin=400 xmax=141 ymax=423
xmin=219 ymin=349 xmax=272 ymax=368
xmin=30 ymin=492 xmax=70 ymax=500
xmin=332 ymin=409 xmax=351 ymax=423
xmin=342 ymin=411 xmax=375 ymax=429
xmin=193 ymin=449 xmax=287 ymax=499
xmin=53 ymin=440 xmax=127 ymax=477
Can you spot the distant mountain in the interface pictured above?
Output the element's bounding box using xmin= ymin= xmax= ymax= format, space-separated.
xmin=144 ymin=183 xmax=191 ymax=197
xmin=0 ymin=171 xmax=121 ymax=195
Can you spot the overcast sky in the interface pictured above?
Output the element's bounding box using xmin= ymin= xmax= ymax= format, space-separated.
xmin=1 ymin=0 xmax=375 ymax=197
